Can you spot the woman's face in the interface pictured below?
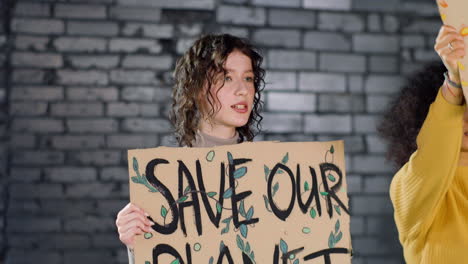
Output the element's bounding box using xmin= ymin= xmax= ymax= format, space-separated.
xmin=201 ymin=49 xmax=255 ymax=130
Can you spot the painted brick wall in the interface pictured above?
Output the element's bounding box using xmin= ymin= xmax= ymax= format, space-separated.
xmin=1 ymin=0 xmax=13 ymax=262
xmin=0 ymin=0 xmax=442 ymax=263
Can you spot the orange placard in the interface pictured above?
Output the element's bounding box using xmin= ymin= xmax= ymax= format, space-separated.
xmin=128 ymin=141 xmax=352 ymax=263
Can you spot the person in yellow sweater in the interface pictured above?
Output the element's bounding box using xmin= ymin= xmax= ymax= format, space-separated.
xmin=379 ymin=25 xmax=468 ymax=263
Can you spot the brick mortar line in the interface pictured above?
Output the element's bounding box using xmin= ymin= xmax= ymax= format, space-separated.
xmin=2 ymin=0 xmax=15 ymax=261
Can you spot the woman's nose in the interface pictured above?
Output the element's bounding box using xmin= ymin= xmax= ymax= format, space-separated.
xmin=235 ymin=81 xmax=249 ymax=95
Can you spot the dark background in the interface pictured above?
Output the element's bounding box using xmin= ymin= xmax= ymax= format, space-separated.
xmin=0 ymin=0 xmax=442 ymax=263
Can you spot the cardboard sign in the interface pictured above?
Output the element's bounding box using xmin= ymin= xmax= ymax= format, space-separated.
xmin=128 ymin=141 xmax=352 ymax=264
xmin=437 ymin=0 xmax=468 ymax=90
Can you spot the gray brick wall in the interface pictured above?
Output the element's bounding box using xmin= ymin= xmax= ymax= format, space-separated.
xmin=1 ymin=0 xmax=12 ymax=261
xmin=0 ymin=0 xmax=443 ymax=263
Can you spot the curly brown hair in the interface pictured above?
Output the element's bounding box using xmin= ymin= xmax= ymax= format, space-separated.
xmin=377 ymin=61 xmax=446 ymax=168
xmin=170 ymin=33 xmax=265 ymax=147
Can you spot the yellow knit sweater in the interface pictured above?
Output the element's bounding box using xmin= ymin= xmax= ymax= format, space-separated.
xmin=390 ymin=88 xmax=468 ymax=263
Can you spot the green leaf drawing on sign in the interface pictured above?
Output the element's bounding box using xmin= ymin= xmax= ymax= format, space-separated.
xmin=140 ymin=174 xmax=159 ymax=193
xmin=327 ymin=174 xmax=336 ymax=182
xmin=272 ymin=182 xmax=279 ymax=196
xmin=240 ymin=224 xmax=248 ymax=238
xmin=330 ymin=145 xmax=335 ymax=154
xmin=335 ymin=219 xmax=340 ymax=233
xmin=239 ymin=200 xmax=246 ymax=216
xmin=302 ymin=227 xmax=311 ymax=234
xmin=320 ymin=191 xmax=329 ymax=196
xmin=223 ymin=188 xmax=233 ymax=199
xmin=207 ymin=191 xmax=217 ymax=198
xmin=234 ymin=167 xmax=247 ymax=179
xmin=177 ymin=196 xmax=188 ymax=203
xmin=310 ymin=208 xmax=317 ymax=219
xmin=246 ymin=207 xmax=254 ymax=220
xmin=280 ymin=239 xmax=288 ymax=254
xmin=227 ymin=152 xmax=233 ymax=165
xmin=263 ymin=195 xmax=272 ymax=212
xmin=335 ymin=231 xmax=343 ymax=244
xmin=304 ymin=181 xmax=309 ymax=191
xmin=131 ymin=157 xmax=159 ymax=193
xmin=184 ymin=186 xmax=191 ymax=195
xmin=221 ymin=217 xmax=231 ymax=235
xmin=245 ymin=242 xmax=251 ymax=254
xmin=236 ymin=235 xmax=244 ymax=251
xmin=133 ymin=157 xmax=139 ymax=172
xmin=216 ymin=202 xmax=222 ymax=214
xmin=209 ymin=257 xmax=214 ymax=264
xmin=281 ymin=152 xmax=289 ymax=164
xmin=221 ymin=227 xmax=228 ymax=234
xmin=132 ymin=174 xmax=158 ymax=193
xmin=328 ymin=218 xmax=343 ymax=248
xmin=131 ymin=176 xmax=141 ymax=184
xmin=170 ymin=259 xmax=180 ymax=264
xmin=334 ymin=205 xmax=341 ymax=216
xmin=264 ymin=165 xmax=270 ymax=181
xmin=220 ymin=241 xmax=225 ymax=252
xmin=328 ymin=232 xmax=335 ymax=248
xmin=161 ymin=206 xmax=167 ymax=218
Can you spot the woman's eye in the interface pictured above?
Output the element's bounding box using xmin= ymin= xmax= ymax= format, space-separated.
xmin=245 ymin=76 xmax=254 ymax=82
xmin=224 ymin=76 xmax=232 ymax=81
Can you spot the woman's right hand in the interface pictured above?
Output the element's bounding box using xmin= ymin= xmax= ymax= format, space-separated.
xmin=116 ymin=203 xmax=154 ymax=249
xmin=434 ymin=25 xmax=465 ymax=83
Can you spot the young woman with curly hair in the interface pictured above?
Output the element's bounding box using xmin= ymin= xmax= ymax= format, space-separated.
xmin=114 ymin=33 xmax=265 ymax=263
xmin=379 ymin=25 xmax=468 ymax=263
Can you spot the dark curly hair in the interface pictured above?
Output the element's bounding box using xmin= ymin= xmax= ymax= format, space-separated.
xmin=378 ymin=61 xmax=447 ymax=168
xmin=170 ymin=33 xmax=265 ymax=147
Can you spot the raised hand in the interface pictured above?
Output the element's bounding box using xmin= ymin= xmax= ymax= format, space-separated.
xmin=434 ymin=25 xmax=466 ymax=104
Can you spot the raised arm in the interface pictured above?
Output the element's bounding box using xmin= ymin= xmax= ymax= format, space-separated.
xmin=435 ymin=25 xmax=465 ymax=105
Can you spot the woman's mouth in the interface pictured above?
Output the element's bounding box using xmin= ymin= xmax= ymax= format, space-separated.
xmin=231 ymin=103 xmax=248 ymax=113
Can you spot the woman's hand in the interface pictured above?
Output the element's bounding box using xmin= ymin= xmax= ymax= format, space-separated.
xmin=434 ymin=25 xmax=466 ymax=104
xmin=435 ymin=25 xmax=465 ymax=82
xmin=116 ymin=203 xmax=154 ymax=249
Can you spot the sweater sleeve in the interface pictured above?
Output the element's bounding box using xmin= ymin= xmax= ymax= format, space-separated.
xmin=389 ymin=88 xmax=465 ymax=245
xmin=128 ymin=247 xmax=135 ymax=264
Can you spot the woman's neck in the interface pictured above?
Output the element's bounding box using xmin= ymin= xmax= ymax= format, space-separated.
xmin=459 ymin=151 xmax=468 ymax=167
xmin=199 ymin=121 xmax=237 ymax=139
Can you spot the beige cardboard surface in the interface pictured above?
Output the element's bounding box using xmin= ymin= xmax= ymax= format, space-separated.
xmin=437 ymin=0 xmax=468 ymax=89
xmin=128 ymin=141 xmax=351 ymax=264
